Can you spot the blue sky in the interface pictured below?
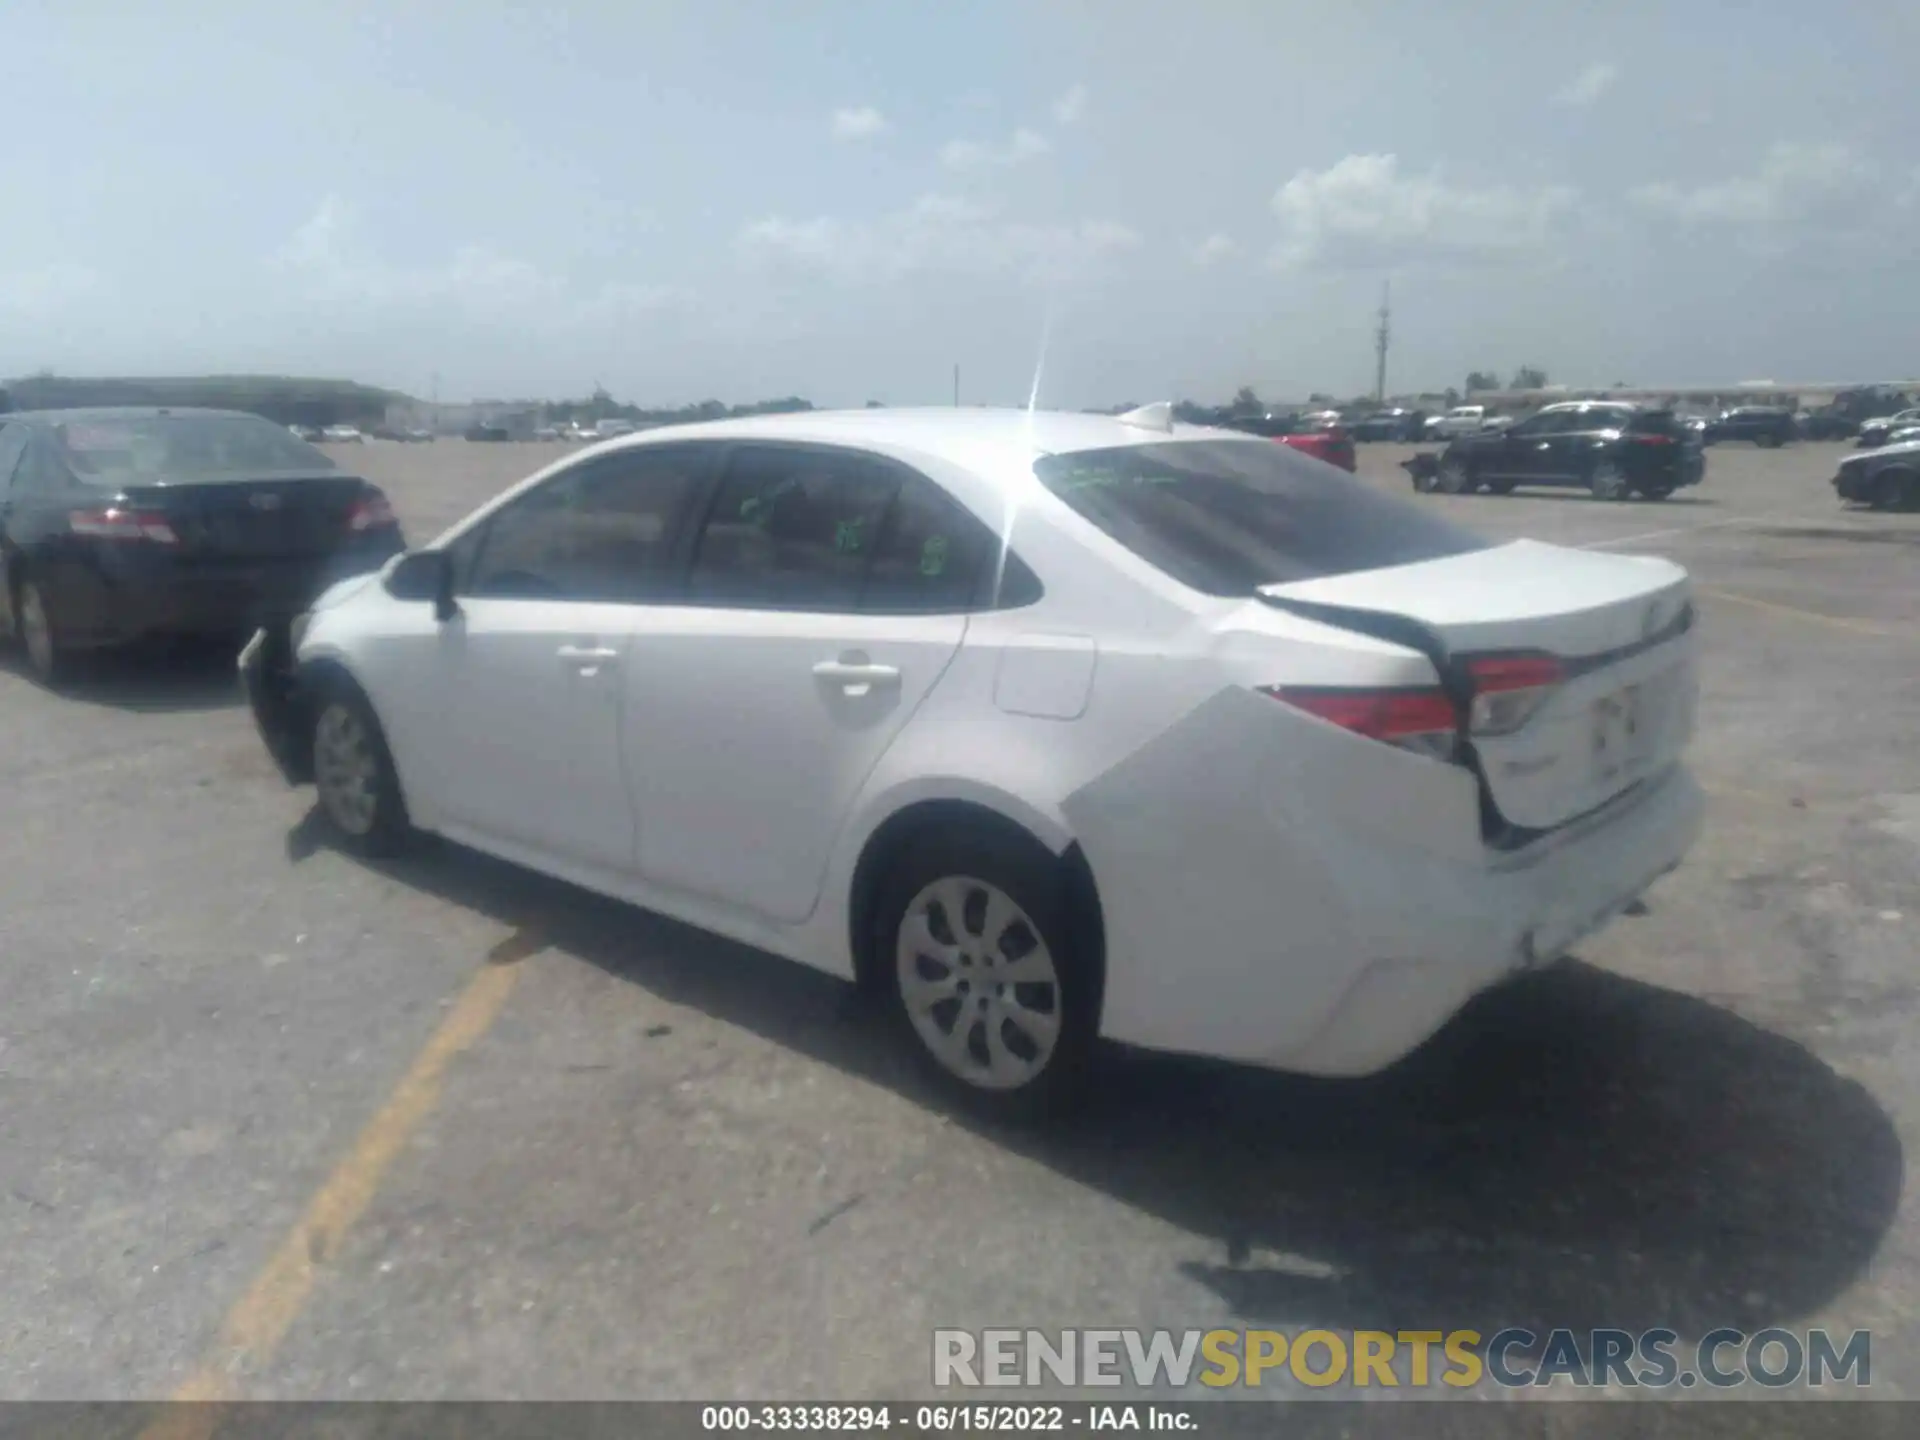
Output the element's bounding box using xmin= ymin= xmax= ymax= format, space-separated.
xmin=3 ymin=0 xmax=1916 ymax=407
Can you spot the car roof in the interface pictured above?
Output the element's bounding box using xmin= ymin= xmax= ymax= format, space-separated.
xmin=2 ymin=406 xmax=273 ymax=426
xmin=586 ymin=406 xmax=1256 ymax=483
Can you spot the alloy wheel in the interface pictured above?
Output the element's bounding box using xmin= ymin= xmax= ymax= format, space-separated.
xmin=314 ymin=702 xmax=380 ymax=837
xmin=895 ymin=875 xmax=1063 ymax=1092
xmin=1590 ymin=463 xmax=1630 ymax=501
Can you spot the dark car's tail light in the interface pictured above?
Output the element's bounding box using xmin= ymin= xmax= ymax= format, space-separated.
xmin=347 ymin=492 xmax=397 ymax=531
xmin=69 ymin=507 xmax=178 ymax=544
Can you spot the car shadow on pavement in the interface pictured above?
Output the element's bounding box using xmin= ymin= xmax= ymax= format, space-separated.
xmin=323 ymin=829 xmax=1902 ymax=1350
xmin=14 ymin=637 xmax=247 ymax=714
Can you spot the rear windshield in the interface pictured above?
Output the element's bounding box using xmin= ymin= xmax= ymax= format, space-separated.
xmin=51 ymin=414 xmax=334 ymax=482
xmin=1625 ymin=410 xmax=1684 ymax=435
xmin=1034 ymin=439 xmax=1492 ymax=597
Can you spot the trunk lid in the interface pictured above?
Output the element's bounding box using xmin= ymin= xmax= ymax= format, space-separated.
xmin=1258 ymin=539 xmax=1697 ymax=833
xmin=120 ymin=473 xmax=372 ymax=560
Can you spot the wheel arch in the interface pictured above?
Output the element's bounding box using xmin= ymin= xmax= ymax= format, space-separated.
xmin=1873 ymin=465 xmax=1920 ymax=510
xmin=844 ymin=794 xmax=1106 ymax=1010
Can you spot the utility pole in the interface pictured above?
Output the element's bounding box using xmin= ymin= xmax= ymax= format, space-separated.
xmin=953 ymin=363 xmax=960 ymax=407
xmin=1373 ymin=281 xmax=1391 ymax=405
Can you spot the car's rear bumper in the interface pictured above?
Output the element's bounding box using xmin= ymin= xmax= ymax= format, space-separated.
xmin=1277 ymin=767 xmax=1702 ymax=1076
xmin=1067 ymin=688 xmax=1704 ymax=1078
xmin=39 ymin=534 xmax=403 ymax=650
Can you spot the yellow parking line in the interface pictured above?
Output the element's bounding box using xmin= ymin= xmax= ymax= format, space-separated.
xmin=142 ymin=953 xmax=526 ymax=1431
xmin=1697 ymin=586 xmax=1904 ymax=640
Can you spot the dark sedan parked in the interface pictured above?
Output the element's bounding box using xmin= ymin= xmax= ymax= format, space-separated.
xmin=1404 ymin=402 xmax=1703 ymax=500
xmin=0 ymin=408 xmax=404 ymax=686
xmin=1704 ymin=406 xmax=1797 ymax=447
xmin=1348 ymin=408 xmax=1425 ymax=442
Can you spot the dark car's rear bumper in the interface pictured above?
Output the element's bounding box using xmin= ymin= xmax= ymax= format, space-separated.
xmin=239 ymin=625 xmax=315 ymax=786
xmin=40 ymin=532 xmax=403 ymax=651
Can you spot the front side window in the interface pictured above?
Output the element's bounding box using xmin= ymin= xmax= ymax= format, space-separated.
xmin=1036 ymin=439 xmax=1491 ymax=598
xmin=462 ymin=445 xmax=708 ymax=602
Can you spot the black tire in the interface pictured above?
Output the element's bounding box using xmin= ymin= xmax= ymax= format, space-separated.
xmin=1637 ymin=484 xmax=1676 ymax=501
xmin=14 ymin=576 xmax=70 ymax=688
xmin=1434 ymin=458 xmax=1472 ymax=494
xmin=1755 ymin=431 xmax=1783 ymax=449
xmin=1486 ymin=480 xmax=1517 ymax=496
xmin=1588 ymin=460 xmax=1632 ymax=502
xmin=1874 ymin=469 xmax=1920 ymax=512
xmin=872 ymin=826 xmax=1100 ymax=1120
xmin=309 ymin=674 xmax=414 ymax=857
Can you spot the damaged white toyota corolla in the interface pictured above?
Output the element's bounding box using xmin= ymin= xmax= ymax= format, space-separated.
xmin=241 ymin=404 xmax=1702 ymax=1115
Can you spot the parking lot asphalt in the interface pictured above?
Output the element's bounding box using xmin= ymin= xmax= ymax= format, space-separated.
xmin=2 ymin=436 xmax=1917 ymax=1407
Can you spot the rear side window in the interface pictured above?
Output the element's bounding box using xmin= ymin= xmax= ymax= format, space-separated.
xmin=1626 ymin=410 xmax=1683 ymax=436
xmin=1035 ymin=439 xmax=1491 ymax=597
xmin=689 ymin=446 xmax=901 ymax=609
xmin=863 ymin=474 xmax=1000 ymax=613
xmin=687 ymin=445 xmax=1043 ymax=614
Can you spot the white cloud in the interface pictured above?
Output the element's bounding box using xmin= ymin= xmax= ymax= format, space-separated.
xmin=1189 ymin=234 xmax=1239 ymax=267
xmin=1630 ymin=142 xmax=1879 ymax=228
xmin=269 ymin=195 xmax=687 ymax=324
xmin=0 ymin=262 xmax=103 ymax=316
xmin=941 ymin=128 xmax=1050 ymax=170
xmin=830 ymin=106 xmax=889 ymax=140
xmin=1553 ymin=62 xmax=1618 ymax=107
xmin=1270 ymin=154 xmax=1577 ymax=269
xmin=737 ymin=193 xmax=1141 ymax=286
xmin=1052 ymin=84 xmax=1088 ymax=126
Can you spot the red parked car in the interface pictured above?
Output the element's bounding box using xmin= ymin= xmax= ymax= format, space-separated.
xmin=1227 ymin=411 xmax=1357 ymax=472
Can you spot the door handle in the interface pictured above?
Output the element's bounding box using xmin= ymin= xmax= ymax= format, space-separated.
xmin=557 ymin=644 xmax=620 ymax=677
xmin=813 ymin=658 xmax=902 ymax=697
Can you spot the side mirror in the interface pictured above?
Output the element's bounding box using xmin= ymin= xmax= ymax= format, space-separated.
xmin=385 ymin=550 xmax=459 ymax=622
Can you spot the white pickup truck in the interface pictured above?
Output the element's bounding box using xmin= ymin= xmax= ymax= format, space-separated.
xmin=1427 ymin=404 xmax=1494 ymax=438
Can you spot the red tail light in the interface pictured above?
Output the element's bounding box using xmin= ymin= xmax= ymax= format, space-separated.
xmin=1264 ymin=685 xmax=1459 ymax=759
xmin=348 ymin=492 xmax=396 ymax=531
xmin=69 ymin=507 xmax=178 ymax=544
xmin=1264 ymin=651 xmax=1566 ymax=758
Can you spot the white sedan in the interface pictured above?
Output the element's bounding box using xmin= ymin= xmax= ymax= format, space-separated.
xmin=240 ymin=405 xmax=1703 ymax=1115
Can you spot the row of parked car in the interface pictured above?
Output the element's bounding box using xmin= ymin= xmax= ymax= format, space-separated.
xmin=288 ymin=423 xmax=436 ymax=444
xmin=1388 ymin=399 xmax=1920 ymax=511
xmin=1309 ymin=399 xmax=1920 ymax=453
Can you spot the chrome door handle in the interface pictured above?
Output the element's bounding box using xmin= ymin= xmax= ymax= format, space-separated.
xmin=557 ymin=644 xmax=620 ymax=677
xmin=812 ymin=659 xmax=901 ymax=697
